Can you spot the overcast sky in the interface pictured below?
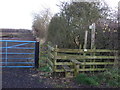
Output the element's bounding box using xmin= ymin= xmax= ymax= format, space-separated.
xmin=0 ymin=0 xmax=119 ymax=30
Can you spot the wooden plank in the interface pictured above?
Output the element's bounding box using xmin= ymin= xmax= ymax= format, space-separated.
xmin=48 ymin=66 xmax=53 ymax=72
xmin=70 ymin=59 xmax=81 ymax=64
xmin=62 ymin=65 xmax=73 ymax=78
xmin=47 ymin=58 xmax=54 ymax=67
xmin=55 ymin=49 xmax=118 ymax=53
xmin=55 ymin=62 xmax=73 ymax=65
xmin=47 ymin=64 xmax=53 ymax=72
xmin=54 ymin=68 xmax=106 ymax=72
xmin=54 ymin=69 xmax=74 ymax=72
xmin=56 ymin=54 xmax=118 ymax=60
xmin=55 ymin=49 xmax=84 ymax=53
xmin=62 ymin=65 xmax=72 ymax=72
xmin=80 ymin=62 xmax=114 ymax=65
xmin=79 ymin=68 xmax=106 ymax=71
xmin=48 ymin=52 xmax=54 ymax=59
xmin=47 ymin=45 xmax=54 ymax=51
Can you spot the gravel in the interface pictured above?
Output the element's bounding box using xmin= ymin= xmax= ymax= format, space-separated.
xmin=2 ymin=68 xmax=53 ymax=88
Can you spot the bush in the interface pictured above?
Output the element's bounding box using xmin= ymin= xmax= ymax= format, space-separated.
xmin=74 ymin=73 xmax=99 ymax=86
xmin=74 ymin=67 xmax=120 ymax=87
xmin=99 ymin=67 xmax=120 ymax=87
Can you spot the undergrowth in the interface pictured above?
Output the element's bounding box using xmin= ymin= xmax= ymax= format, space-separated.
xmin=38 ymin=54 xmax=50 ymax=72
xmin=74 ymin=73 xmax=99 ymax=86
xmin=97 ymin=67 xmax=120 ymax=87
xmin=38 ymin=66 xmax=51 ymax=72
xmin=74 ymin=67 xmax=120 ymax=87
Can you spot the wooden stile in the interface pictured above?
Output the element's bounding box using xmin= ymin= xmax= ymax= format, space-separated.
xmin=47 ymin=45 xmax=118 ymax=77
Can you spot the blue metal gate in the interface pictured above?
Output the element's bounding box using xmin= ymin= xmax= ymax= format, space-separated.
xmin=0 ymin=40 xmax=39 ymax=68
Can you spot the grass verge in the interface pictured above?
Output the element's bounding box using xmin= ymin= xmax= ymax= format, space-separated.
xmin=74 ymin=67 xmax=120 ymax=87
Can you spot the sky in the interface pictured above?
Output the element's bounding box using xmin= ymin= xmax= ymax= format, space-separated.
xmin=0 ymin=0 xmax=119 ymax=30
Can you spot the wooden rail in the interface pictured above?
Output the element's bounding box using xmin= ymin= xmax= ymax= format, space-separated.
xmin=47 ymin=45 xmax=118 ymax=77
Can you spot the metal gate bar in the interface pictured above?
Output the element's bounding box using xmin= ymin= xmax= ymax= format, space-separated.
xmin=0 ymin=40 xmax=39 ymax=68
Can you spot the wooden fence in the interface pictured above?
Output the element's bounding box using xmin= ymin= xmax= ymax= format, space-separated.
xmin=39 ymin=44 xmax=48 ymax=67
xmin=47 ymin=45 xmax=118 ymax=77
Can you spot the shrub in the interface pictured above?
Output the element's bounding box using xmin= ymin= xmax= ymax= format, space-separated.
xmin=74 ymin=67 xmax=120 ymax=87
xmin=74 ymin=73 xmax=99 ymax=86
xmin=100 ymin=67 xmax=120 ymax=87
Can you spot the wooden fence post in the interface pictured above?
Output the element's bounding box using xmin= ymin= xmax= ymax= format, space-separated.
xmin=90 ymin=23 xmax=96 ymax=73
xmin=47 ymin=43 xmax=50 ymax=69
xmin=83 ymin=30 xmax=88 ymax=73
xmin=91 ymin=23 xmax=96 ymax=50
xmin=84 ymin=30 xmax=88 ymax=50
xmin=83 ymin=52 xmax=86 ymax=73
xmin=53 ymin=45 xmax=58 ymax=72
xmin=114 ymin=50 xmax=118 ymax=67
xmin=92 ymin=46 xmax=96 ymax=74
xmin=74 ymin=64 xmax=79 ymax=76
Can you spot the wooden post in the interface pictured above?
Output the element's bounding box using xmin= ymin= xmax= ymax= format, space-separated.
xmin=91 ymin=23 xmax=96 ymax=49
xmin=53 ymin=45 xmax=58 ymax=72
xmin=35 ymin=41 xmax=39 ymax=68
xmin=47 ymin=43 xmax=54 ymax=72
xmin=83 ymin=30 xmax=88 ymax=73
xmin=90 ymin=23 xmax=96 ymax=73
xmin=92 ymin=46 xmax=96 ymax=74
xmin=114 ymin=50 xmax=118 ymax=67
xmin=84 ymin=30 xmax=88 ymax=50
xmin=47 ymin=42 xmax=50 ymax=70
xmin=74 ymin=64 xmax=79 ymax=76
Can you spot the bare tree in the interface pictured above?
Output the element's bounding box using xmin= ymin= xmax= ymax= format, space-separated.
xmin=32 ymin=8 xmax=52 ymax=43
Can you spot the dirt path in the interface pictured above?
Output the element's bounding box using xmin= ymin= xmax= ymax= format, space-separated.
xmin=2 ymin=68 xmax=53 ymax=88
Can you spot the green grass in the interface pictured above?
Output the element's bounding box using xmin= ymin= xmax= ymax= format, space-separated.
xmin=39 ymin=54 xmax=47 ymax=66
xmin=74 ymin=73 xmax=99 ymax=86
xmin=74 ymin=67 xmax=120 ymax=87
xmin=38 ymin=52 xmax=51 ymax=72
xmin=38 ymin=66 xmax=51 ymax=72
